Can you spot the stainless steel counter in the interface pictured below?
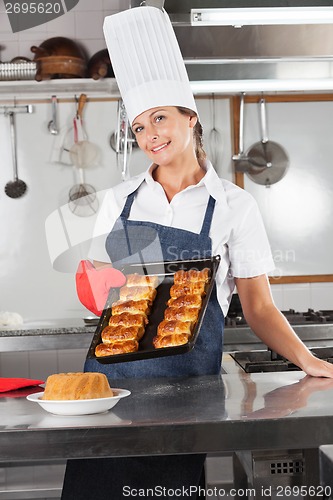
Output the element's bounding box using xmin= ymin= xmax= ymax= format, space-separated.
xmin=2 ymin=372 xmax=333 ymax=463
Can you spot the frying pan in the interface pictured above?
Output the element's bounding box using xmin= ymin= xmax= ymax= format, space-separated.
xmin=245 ymin=99 xmax=289 ymax=186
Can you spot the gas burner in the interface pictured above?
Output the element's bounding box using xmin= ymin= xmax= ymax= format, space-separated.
xmin=282 ymin=309 xmax=333 ymax=324
xmin=226 ymin=301 xmax=333 ymax=328
xmin=230 ymin=346 xmax=333 ymax=373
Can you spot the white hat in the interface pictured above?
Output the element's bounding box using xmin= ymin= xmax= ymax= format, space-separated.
xmin=103 ymin=6 xmax=197 ymax=125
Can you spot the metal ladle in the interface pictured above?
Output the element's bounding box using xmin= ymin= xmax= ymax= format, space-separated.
xmin=47 ymin=95 xmax=58 ymax=135
xmin=4 ymin=111 xmax=27 ymax=199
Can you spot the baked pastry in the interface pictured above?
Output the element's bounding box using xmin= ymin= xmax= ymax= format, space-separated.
xmin=157 ymin=320 xmax=192 ymax=337
xmin=101 ymin=325 xmax=144 ymax=343
xmin=102 ymin=325 xmax=141 ymax=343
xmin=94 ymin=272 xmax=159 ymax=357
xmin=169 ymin=282 xmax=206 ymax=298
xmin=112 ymin=299 xmax=150 ymax=317
xmin=153 ymin=333 xmax=189 ymax=348
xmin=164 ymin=306 xmax=199 ymax=324
xmin=126 ymin=273 xmax=159 ymax=288
xmin=119 ymin=285 xmax=157 ymax=303
xmin=95 ymin=340 xmax=139 ymax=357
xmin=167 ymin=294 xmax=202 ymax=309
xmin=174 ymin=268 xmax=210 ymax=284
xmin=109 ymin=311 xmax=147 ymax=327
xmin=42 ymin=372 xmax=113 ymax=400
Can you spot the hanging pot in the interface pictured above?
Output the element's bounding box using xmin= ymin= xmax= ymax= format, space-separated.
xmin=245 ymin=98 xmax=289 ymax=186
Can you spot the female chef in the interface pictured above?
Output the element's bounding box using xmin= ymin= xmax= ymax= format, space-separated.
xmin=63 ymin=5 xmax=333 ymax=500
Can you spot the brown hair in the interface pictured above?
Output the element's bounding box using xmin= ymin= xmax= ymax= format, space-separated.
xmin=177 ymin=107 xmax=206 ymax=163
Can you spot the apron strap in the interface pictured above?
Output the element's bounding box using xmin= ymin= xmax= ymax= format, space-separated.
xmin=120 ymin=190 xmax=137 ymax=220
xmin=121 ymin=189 xmax=216 ymax=238
xmin=200 ymin=196 xmax=216 ymax=238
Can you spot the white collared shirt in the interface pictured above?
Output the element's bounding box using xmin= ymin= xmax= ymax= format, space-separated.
xmin=89 ymin=161 xmax=275 ymax=315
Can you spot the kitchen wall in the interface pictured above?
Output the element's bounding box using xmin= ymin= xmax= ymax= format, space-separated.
xmin=1 ymin=0 xmax=333 ymax=329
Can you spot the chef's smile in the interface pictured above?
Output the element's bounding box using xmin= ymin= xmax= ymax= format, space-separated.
xmin=151 ymin=141 xmax=171 ymax=153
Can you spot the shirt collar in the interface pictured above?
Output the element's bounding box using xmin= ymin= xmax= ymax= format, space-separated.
xmin=197 ymin=160 xmax=229 ymax=209
xmin=131 ymin=161 xmax=229 ymax=209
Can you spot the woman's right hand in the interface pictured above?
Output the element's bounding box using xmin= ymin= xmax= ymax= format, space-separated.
xmin=75 ymin=260 xmax=126 ymax=316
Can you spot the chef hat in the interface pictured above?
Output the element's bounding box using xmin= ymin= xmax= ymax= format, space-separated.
xmin=103 ymin=6 xmax=197 ymax=125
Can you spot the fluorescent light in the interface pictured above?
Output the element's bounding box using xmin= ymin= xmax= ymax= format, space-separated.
xmin=191 ymin=7 xmax=333 ymax=27
xmin=189 ymin=79 xmax=333 ymax=94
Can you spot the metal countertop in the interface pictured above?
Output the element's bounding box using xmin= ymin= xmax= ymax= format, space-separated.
xmin=1 ymin=372 xmax=333 ymax=463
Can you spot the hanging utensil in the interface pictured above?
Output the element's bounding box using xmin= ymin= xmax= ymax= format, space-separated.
xmin=245 ymin=98 xmax=290 ymax=186
xmin=208 ymin=94 xmax=223 ymax=168
xmin=69 ymin=94 xmax=99 ymax=169
xmin=68 ymin=167 xmax=99 ymax=217
xmin=4 ymin=111 xmax=27 ymax=199
xmin=232 ymin=93 xmax=252 ymax=172
xmin=47 ymin=95 xmax=58 ymax=135
xmin=109 ymin=99 xmax=136 ymax=180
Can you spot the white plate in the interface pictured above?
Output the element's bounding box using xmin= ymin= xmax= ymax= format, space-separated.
xmin=27 ymin=388 xmax=131 ymax=416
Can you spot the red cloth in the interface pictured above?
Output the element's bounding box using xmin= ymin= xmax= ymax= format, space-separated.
xmin=0 ymin=377 xmax=44 ymax=393
xmin=76 ymin=260 xmax=126 ymax=316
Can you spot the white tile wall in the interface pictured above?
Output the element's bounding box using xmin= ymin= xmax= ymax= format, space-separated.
xmin=310 ymin=283 xmax=333 ymax=311
xmin=270 ymin=283 xmax=333 ymax=312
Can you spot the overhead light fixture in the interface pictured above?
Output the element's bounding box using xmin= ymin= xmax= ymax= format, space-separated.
xmin=191 ymin=7 xmax=333 ymax=27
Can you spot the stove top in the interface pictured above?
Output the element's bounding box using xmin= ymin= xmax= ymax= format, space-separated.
xmin=226 ymin=294 xmax=333 ymax=327
xmin=230 ymin=347 xmax=333 ymax=373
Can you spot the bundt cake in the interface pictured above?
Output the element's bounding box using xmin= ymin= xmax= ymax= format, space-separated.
xmin=42 ymin=372 xmax=113 ymax=400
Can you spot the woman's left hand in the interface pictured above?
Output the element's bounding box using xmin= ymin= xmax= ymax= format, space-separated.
xmin=301 ymin=355 xmax=333 ymax=378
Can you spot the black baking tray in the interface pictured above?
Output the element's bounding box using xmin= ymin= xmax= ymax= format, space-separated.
xmin=87 ymin=255 xmax=220 ymax=364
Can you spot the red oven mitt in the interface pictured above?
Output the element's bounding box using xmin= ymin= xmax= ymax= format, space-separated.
xmin=76 ymin=260 xmax=126 ymax=316
xmin=0 ymin=378 xmax=44 ymax=393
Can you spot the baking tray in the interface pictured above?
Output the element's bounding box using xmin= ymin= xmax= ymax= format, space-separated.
xmin=87 ymin=255 xmax=220 ymax=364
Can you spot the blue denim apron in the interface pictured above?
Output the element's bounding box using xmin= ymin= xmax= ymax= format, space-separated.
xmin=84 ymin=186 xmax=224 ymax=379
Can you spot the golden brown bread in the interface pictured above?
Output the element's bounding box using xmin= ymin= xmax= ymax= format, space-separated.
xmin=95 ymin=339 xmax=139 ymax=357
xmin=126 ymin=273 xmax=159 ymax=288
xmin=119 ymin=285 xmax=157 ymax=303
xmin=167 ymin=294 xmax=202 ymax=309
xmin=42 ymin=372 xmax=113 ymax=400
xmin=109 ymin=312 xmax=147 ymax=327
xmin=101 ymin=325 xmax=144 ymax=343
xmin=153 ymin=333 xmax=189 ymax=348
xmin=111 ymin=299 xmax=150 ymax=317
xmin=157 ymin=320 xmax=192 ymax=337
xmin=164 ymin=306 xmax=199 ymax=324
xmin=169 ymin=282 xmax=206 ymax=298
xmin=95 ymin=274 xmax=159 ymax=357
xmin=174 ymin=268 xmax=210 ymax=284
